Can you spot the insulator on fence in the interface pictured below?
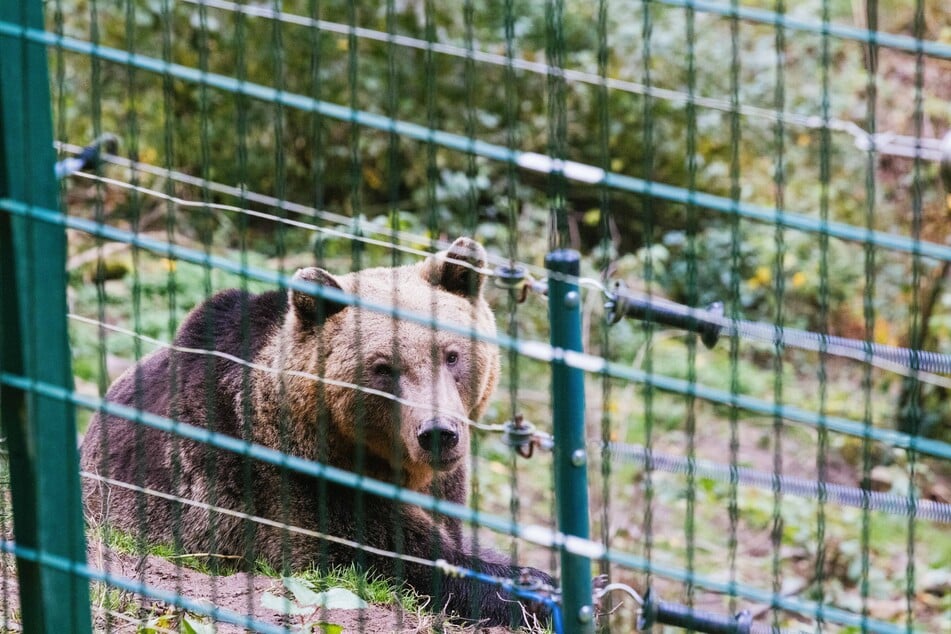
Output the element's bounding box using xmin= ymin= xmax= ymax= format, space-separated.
xmin=492 ymin=264 xmax=550 ymax=302
xmin=501 ymin=415 xmax=539 ymax=458
xmin=54 ymin=133 xmax=119 ymax=180
xmin=637 ymin=589 xmax=753 ymax=634
xmin=493 ymin=263 xmax=530 ymax=302
xmin=605 ymin=281 xmax=723 ymax=349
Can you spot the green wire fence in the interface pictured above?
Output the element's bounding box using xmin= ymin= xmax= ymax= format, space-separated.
xmin=2 ymin=0 xmax=951 ymax=632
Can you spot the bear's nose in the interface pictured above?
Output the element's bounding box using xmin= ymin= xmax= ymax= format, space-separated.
xmin=417 ymin=419 xmax=459 ymax=455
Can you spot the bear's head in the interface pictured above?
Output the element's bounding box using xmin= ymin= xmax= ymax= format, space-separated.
xmin=265 ymin=237 xmax=499 ymax=492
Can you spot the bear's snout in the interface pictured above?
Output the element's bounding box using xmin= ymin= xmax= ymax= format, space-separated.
xmin=417 ymin=418 xmax=460 ymax=464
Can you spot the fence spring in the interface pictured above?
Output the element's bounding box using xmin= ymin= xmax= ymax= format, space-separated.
xmin=605 ymin=284 xmax=951 ymax=377
xmin=603 ymin=441 xmax=951 ymax=523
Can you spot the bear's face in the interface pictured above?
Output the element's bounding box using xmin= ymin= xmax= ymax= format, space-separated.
xmin=284 ymin=238 xmax=499 ymax=490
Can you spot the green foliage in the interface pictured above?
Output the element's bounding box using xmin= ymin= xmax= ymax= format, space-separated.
xmin=53 ymin=0 xmax=951 ymax=392
xmin=297 ymin=565 xmax=419 ymax=613
xmin=259 ymin=578 xmax=363 ymax=633
xmin=97 ymin=524 xmax=227 ymax=575
xmin=48 ymin=0 xmax=951 ymax=629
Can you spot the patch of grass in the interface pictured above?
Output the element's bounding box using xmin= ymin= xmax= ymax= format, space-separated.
xmin=296 ymin=564 xmax=420 ymax=613
xmin=95 ymin=525 xmax=233 ymax=576
xmin=98 ymin=525 xmax=421 ymax=613
xmin=90 ymin=581 xmax=137 ymax=615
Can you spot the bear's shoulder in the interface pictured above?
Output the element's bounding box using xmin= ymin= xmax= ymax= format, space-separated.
xmin=174 ymin=288 xmax=288 ymax=358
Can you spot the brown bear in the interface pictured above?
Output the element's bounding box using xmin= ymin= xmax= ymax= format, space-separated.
xmin=79 ymin=237 xmax=553 ymax=626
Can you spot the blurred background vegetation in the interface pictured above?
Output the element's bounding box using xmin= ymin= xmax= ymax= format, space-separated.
xmin=47 ymin=0 xmax=951 ymax=629
xmin=52 ymin=0 xmax=951 ymax=436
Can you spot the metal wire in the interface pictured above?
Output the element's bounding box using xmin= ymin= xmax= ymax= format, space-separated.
xmin=0 ymin=370 xmax=916 ymax=634
xmin=653 ymin=0 xmax=951 ymax=60
xmin=602 ymin=441 xmax=951 ymax=524
xmin=63 ymin=162 xmax=608 ymax=296
xmin=12 ymin=195 xmax=950 ymax=461
xmin=9 ymin=1 xmax=949 ymax=632
xmin=76 ymin=311 xmax=951 ymax=528
xmin=77 ymin=161 xmax=951 ymax=389
xmin=66 ymin=313 xmax=503 ymax=434
xmin=183 ymin=0 xmax=946 ymax=162
xmin=7 ymin=25 xmax=948 ymax=262
xmin=606 ymin=290 xmax=951 ymax=388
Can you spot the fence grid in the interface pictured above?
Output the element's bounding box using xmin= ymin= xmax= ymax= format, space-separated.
xmin=1 ymin=1 xmax=950 ymax=633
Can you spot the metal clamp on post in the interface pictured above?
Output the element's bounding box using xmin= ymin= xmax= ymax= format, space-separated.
xmin=637 ymin=589 xmax=754 ymax=634
xmin=605 ymin=281 xmax=723 ymax=349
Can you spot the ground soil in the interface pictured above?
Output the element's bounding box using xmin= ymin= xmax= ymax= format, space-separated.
xmin=0 ymin=539 xmax=523 ymax=633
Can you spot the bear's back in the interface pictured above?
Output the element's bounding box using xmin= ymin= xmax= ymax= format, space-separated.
xmin=80 ymin=287 xmax=289 ymax=548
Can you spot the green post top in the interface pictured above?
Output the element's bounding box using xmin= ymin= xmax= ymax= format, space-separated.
xmin=545 ymin=248 xmax=595 ymax=634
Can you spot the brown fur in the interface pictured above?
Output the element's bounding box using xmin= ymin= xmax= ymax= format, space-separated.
xmin=79 ymin=237 xmax=552 ymax=626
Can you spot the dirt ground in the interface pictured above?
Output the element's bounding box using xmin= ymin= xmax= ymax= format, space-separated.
xmin=0 ymin=539 xmax=529 ymax=634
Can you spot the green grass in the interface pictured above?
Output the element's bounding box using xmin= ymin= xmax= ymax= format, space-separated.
xmin=297 ymin=564 xmax=421 ymax=613
xmin=96 ymin=524 xmax=231 ymax=576
xmin=97 ymin=523 xmax=420 ymax=611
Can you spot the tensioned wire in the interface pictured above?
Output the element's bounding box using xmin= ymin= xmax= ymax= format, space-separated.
xmin=598 ymin=441 xmax=951 ymax=523
xmin=6 ymin=194 xmax=951 ymax=463
xmin=56 ymin=141 xmax=951 ymax=321
xmin=60 ymin=150 xmax=951 ymax=379
xmin=65 ymin=311 xmax=951 ymax=525
xmin=62 ymin=167 xmax=951 ymax=392
xmin=80 ymin=469 xmax=561 ymax=597
xmin=651 ymin=0 xmax=951 ymax=59
xmin=182 ymin=0 xmax=945 ymax=162
xmin=0 ymin=372 xmax=919 ymax=634
xmin=1 ymin=541 xmax=298 ymax=634
xmin=8 ymin=23 xmax=951 ymax=261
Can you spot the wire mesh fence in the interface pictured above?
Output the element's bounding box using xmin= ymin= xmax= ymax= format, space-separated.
xmin=1 ymin=0 xmax=951 ymax=632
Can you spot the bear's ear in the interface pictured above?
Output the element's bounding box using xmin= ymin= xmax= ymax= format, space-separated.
xmin=290 ymin=267 xmax=347 ymax=326
xmin=424 ymin=237 xmax=488 ymax=299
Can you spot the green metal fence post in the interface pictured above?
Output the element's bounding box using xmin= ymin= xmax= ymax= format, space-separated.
xmin=546 ymin=249 xmax=595 ymax=634
xmin=0 ymin=0 xmax=93 ymax=632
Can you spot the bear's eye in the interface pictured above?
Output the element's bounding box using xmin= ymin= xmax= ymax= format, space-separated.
xmin=371 ymin=361 xmax=397 ymax=379
xmin=445 ymin=351 xmax=459 ymax=366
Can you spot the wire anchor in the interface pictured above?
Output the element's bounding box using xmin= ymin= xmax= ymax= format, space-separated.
xmin=54 ymin=133 xmax=119 ymax=180
xmin=492 ymin=263 xmax=549 ymax=302
xmin=605 ymin=281 xmax=723 ymax=349
xmin=637 ymin=589 xmax=756 ymax=634
xmin=501 ymin=415 xmax=554 ymax=458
